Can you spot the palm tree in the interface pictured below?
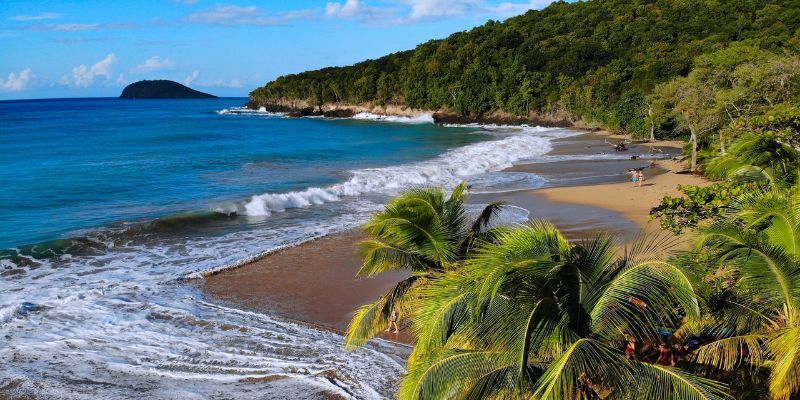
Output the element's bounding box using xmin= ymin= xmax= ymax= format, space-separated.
xmin=399 ymin=221 xmax=730 ymax=400
xmin=345 ymin=183 xmax=504 ymax=349
xmin=693 ymin=185 xmax=800 ymax=399
xmin=703 ymin=133 xmax=799 ymax=185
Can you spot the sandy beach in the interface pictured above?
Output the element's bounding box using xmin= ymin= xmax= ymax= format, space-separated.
xmin=539 ymin=157 xmax=708 ymax=229
xmin=200 ymin=133 xmax=704 ymax=342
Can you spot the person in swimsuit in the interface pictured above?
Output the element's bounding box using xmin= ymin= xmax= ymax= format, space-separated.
xmin=656 ymin=343 xmax=672 ymax=365
xmin=631 ymin=170 xmax=640 ymax=186
xmin=671 ymin=343 xmax=685 ymax=366
xmin=386 ymin=310 xmax=399 ymax=333
xmin=626 ymin=337 xmax=638 ymax=361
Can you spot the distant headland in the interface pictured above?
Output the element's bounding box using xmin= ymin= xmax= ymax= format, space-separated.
xmin=119 ymin=80 xmax=216 ymax=99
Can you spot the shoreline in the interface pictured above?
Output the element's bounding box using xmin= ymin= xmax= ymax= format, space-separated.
xmin=245 ymin=99 xmax=580 ymax=127
xmin=200 ymin=133 xmax=697 ymax=343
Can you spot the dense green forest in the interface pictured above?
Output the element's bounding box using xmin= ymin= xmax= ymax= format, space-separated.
xmin=250 ymin=0 xmax=800 ymax=136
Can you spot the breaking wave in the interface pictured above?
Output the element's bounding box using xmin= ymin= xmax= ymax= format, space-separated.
xmin=351 ymin=112 xmax=434 ymax=124
xmin=217 ymin=126 xmax=572 ymax=217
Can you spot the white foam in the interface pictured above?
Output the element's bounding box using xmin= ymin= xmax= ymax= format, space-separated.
xmin=233 ymin=126 xmax=572 ymax=216
xmin=468 ymin=172 xmax=547 ymax=193
xmin=217 ymin=107 xmax=286 ymax=116
xmin=0 ymin=201 xmax=403 ymax=398
xmin=351 ymin=112 xmax=434 ymax=124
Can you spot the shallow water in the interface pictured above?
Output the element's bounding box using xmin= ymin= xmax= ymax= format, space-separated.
xmin=1 ymin=98 xmax=592 ymax=398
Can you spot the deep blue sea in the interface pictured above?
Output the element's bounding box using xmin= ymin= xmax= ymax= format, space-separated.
xmin=0 ymin=97 xmax=578 ymax=399
xmin=0 ymin=97 xmax=496 ymax=249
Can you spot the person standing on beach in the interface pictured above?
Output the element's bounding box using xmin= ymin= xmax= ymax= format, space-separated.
xmin=631 ymin=170 xmax=639 ymax=187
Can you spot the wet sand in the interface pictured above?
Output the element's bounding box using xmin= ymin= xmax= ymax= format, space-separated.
xmin=200 ymin=132 xmax=700 ymax=342
xmin=202 ymin=229 xmax=406 ymax=333
xmin=200 ymin=189 xmax=636 ymax=340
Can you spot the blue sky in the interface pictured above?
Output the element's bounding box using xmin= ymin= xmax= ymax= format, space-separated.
xmin=0 ymin=0 xmax=560 ymax=100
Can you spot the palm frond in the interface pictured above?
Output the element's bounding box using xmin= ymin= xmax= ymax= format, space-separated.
xmin=401 ymin=351 xmax=512 ymax=400
xmin=531 ymin=339 xmax=631 ymax=400
xmin=589 ymin=261 xmax=700 ymax=342
xmin=767 ymin=325 xmax=800 ymax=400
xmin=693 ymin=334 xmax=767 ymax=372
xmin=630 ymin=362 xmax=733 ymax=400
xmin=344 ymin=275 xmax=418 ymax=350
xmin=357 ymin=239 xmax=429 ymax=277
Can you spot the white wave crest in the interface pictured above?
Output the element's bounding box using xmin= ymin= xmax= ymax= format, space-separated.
xmin=234 ymin=126 xmax=573 ymax=216
xmin=243 ymin=188 xmax=340 ymax=216
xmin=351 ymin=112 xmax=434 ymax=124
xmin=218 ymin=107 xmax=286 ymax=116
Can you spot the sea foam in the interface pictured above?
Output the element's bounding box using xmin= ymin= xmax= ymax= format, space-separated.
xmin=227 ymin=126 xmax=567 ymax=217
xmin=351 ymin=112 xmax=434 ymax=124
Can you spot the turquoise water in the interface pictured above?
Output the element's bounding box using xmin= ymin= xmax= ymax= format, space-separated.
xmin=0 ymin=98 xmax=486 ymax=249
xmin=0 ymin=98 xmax=576 ymax=398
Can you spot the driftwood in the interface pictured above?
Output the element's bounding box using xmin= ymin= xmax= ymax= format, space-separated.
xmin=605 ymin=139 xmax=630 ymax=151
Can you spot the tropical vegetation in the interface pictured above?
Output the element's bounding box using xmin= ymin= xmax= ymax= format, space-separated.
xmin=250 ymin=0 xmax=800 ymax=137
xmin=348 ymin=179 xmax=800 ymax=399
xmin=345 ymin=183 xmax=504 ymax=349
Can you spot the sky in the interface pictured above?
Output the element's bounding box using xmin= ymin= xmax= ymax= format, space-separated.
xmin=0 ymin=0 xmax=562 ymax=100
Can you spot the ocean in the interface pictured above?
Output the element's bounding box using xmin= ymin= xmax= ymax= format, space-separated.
xmin=0 ymin=97 xmax=610 ymax=398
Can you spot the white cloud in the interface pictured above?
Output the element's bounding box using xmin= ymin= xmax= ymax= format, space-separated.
xmin=61 ymin=53 xmax=117 ymax=88
xmin=8 ymin=12 xmax=61 ymax=21
xmin=404 ymin=0 xmax=482 ymax=20
xmin=493 ymin=0 xmax=552 ymax=16
xmin=184 ymin=70 xmax=200 ymax=86
xmin=20 ymin=22 xmax=136 ymax=32
xmin=0 ymin=68 xmax=34 ymax=91
xmin=187 ymin=5 xmax=280 ymax=26
xmin=325 ymin=0 xmax=361 ymax=17
xmin=324 ymin=0 xmax=398 ymax=22
xmin=322 ymin=0 xmax=551 ymax=25
xmin=186 ymin=5 xmax=317 ymax=26
xmin=132 ymin=56 xmax=176 ymax=73
xmin=24 ymin=23 xmax=100 ymax=31
xmin=173 ymin=0 xmax=199 ymax=5
xmin=116 ymin=73 xmax=127 ymax=85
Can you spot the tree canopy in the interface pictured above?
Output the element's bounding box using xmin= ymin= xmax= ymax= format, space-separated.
xmin=250 ymin=0 xmax=800 ymax=136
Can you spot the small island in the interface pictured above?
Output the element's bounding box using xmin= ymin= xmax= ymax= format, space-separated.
xmin=119 ymin=80 xmax=217 ymax=99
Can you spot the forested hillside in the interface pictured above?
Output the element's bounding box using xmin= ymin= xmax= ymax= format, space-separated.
xmin=249 ymin=0 xmax=800 ymax=134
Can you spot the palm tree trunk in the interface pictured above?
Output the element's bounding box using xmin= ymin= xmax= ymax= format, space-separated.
xmin=648 ymin=104 xmax=656 ymax=143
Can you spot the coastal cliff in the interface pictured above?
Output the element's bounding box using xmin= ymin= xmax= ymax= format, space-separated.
xmin=244 ymin=99 xmax=576 ymax=127
xmin=120 ymin=80 xmax=217 ymax=99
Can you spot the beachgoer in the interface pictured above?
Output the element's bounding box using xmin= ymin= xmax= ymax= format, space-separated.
xmin=385 ymin=310 xmax=399 ymax=333
xmin=626 ymin=337 xmax=638 ymax=361
xmin=629 ymin=296 xmax=648 ymax=310
xmin=631 ymin=171 xmax=639 ymax=186
xmin=657 ymin=343 xmax=672 ymax=365
xmin=671 ymin=343 xmax=685 ymax=366
xmin=638 ymin=170 xmax=645 ymax=186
